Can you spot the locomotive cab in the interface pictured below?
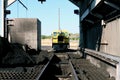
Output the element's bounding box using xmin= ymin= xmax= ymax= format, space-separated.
xmin=52 ymin=30 xmax=70 ymax=50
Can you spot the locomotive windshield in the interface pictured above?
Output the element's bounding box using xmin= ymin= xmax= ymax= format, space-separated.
xmin=53 ymin=32 xmax=57 ymax=36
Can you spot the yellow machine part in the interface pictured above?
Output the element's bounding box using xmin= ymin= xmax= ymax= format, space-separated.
xmin=52 ymin=30 xmax=69 ymax=44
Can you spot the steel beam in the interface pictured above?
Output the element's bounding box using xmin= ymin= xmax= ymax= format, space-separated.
xmin=7 ymin=0 xmax=16 ymax=7
xmin=69 ymin=0 xmax=80 ymax=7
xmin=81 ymin=0 xmax=102 ymax=21
xmin=81 ymin=9 xmax=89 ymax=21
xmin=90 ymin=12 xmax=103 ymax=19
xmin=84 ymin=19 xmax=94 ymax=24
xmin=104 ymin=1 xmax=120 ymax=10
xmin=18 ymin=0 xmax=28 ymax=10
xmin=105 ymin=10 xmax=117 ymax=18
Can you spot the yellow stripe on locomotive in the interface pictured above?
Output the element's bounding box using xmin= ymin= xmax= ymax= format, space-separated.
xmin=52 ymin=30 xmax=70 ymax=50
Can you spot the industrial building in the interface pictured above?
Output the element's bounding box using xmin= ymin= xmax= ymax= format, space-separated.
xmin=0 ymin=0 xmax=120 ymax=80
xmin=70 ymin=0 xmax=120 ymax=56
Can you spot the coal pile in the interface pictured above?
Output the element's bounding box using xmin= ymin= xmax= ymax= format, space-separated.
xmin=0 ymin=37 xmax=51 ymax=67
xmin=0 ymin=37 xmax=12 ymax=65
xmin=2 ymin=43 xmax=36 ymax=66
xmin=33 ymin=50 xmax=50 ymax=64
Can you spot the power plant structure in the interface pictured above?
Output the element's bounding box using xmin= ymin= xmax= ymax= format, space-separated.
xmin=0 ymin=0 xmax=120 ymax=80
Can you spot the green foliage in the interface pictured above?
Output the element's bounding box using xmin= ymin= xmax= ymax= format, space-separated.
xmin=70 ymin=37 xmax=79 ymax=40
xmin=41 ymin=33 xmax=80 ymax=40
xmin=41 ymin=35 xmax=51 ymax=39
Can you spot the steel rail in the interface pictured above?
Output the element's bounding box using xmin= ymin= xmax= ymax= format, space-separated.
xmin=35 ymin=54 xmax=55 ymax=80
xmin=69 ymin=60 xmax=79 ymax=80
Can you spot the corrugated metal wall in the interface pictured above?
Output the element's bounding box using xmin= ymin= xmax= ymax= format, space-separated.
xmin=100 ymin=18 xmax=120 ymax=56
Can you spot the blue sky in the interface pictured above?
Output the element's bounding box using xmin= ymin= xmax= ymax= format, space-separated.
xmin=0 ymin=0 xmax=79 ymax=36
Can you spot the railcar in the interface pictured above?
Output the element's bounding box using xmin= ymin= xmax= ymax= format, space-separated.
xmin=52 ymin=30 xmax=70 ymax=50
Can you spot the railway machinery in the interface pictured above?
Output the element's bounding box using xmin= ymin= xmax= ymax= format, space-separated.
xmin=52 ymin=30 xmax=70 ymax=51
xmin=0 ymin=0 xmax=120 ymax=80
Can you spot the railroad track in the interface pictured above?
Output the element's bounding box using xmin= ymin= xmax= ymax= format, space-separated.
xmin=0 ymin=54 xmax=53 ymax=80
xmin=0 ymin=50 xmax=113 ymax=80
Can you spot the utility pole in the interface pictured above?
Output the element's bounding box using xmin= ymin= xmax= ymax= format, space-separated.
xmin=58 ymin=8 xmax=61 ymax=30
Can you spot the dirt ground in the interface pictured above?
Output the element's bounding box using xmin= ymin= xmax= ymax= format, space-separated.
xmin=41 ymin=39 xmax=79 ymax=49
